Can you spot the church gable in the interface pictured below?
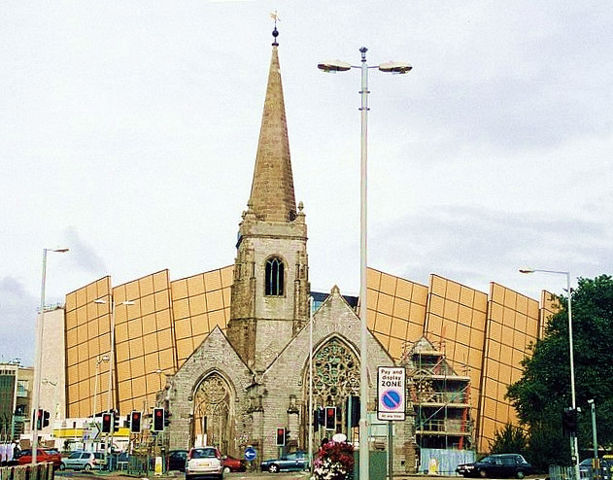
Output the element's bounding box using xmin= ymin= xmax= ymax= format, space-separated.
xmin=263 ymin=285 xmax=394 ymax=392
xmin=167 ymin=327 xmax=253 ymax=450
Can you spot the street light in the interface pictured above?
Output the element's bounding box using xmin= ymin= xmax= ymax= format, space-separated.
xmin=92 ymin=355 xmax=110 ymax=420
xmin=95 ymin=297 xmax=134 ymax=457
xmin=94 ymin=298 xmax=135 ymax=412
xmin=32 ymin=247 xmax=69 ymax=465
xmin=519 ymin=268 xmax=579 ymax=479
xmin=319 ymin=48 xmax=411 ymax=480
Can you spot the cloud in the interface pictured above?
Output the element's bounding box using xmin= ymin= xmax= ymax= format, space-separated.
xmin=0 ymin=277 xmax=37 ymax=365
xmin=370 ymin=205 xmax=613 ymax=296
xmin=64 ymin=226 xmax=107 ymax=274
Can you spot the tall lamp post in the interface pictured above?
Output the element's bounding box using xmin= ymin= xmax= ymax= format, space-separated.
xmin=519 ymin=268 xmax=579 ymax=479
xmin=319 ymin=49 xmax=411 ymax=480
xmin=32 ymin=247 xmax=69 ymax=466
xmin=94 ymin=297 xmax=134 ymax=456
xmin=92 ymin=355 xmax=110 ymax=420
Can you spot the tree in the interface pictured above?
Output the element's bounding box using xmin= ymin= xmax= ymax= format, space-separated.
xmin=490 ymin=423 xmax=527 ymax=456
xmin=507 ymin=275 xmax=613 ymax=468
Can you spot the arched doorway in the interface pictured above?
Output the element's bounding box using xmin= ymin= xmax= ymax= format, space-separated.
xmin=304 ymin=337 xmax=361 ymax=440
xmin=192 ymin=372 xmax=235 ymax=454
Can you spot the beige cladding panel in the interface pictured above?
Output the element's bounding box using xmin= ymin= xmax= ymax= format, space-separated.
xmin=65 ymin=276 xmax=111 ymax=418
xmin=423 ymin=274 xmax=489 ymax=432
xmin=478 ymin=282 xmax=540 ymax=452
xmin=170 ymin=265 xmax=233 ymax=366
xmin=366 ymin=268 xmax=429 ymax=360
xmin=113 ymin=270 xmax=176 ymax=415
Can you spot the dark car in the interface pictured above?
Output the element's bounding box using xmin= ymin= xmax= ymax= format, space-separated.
xmin=456 ymin=454 xmax=532 ymax=478
xmin=222 ymin=455 xmax=246 ymax=473
xmin=168 ymin=449 xmax=188 ymax=472
xmin=260 ymin=451 xmax=309 ymax=473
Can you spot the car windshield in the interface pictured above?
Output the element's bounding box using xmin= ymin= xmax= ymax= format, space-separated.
xmin=68 ymin=452 xmax=82 ymax=459
xmin=192 ymin=448 xmax=217 ymax=459
xmin=45 ymin=449 xmax=59 ymax=454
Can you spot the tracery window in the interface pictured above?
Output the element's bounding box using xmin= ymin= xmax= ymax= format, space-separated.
xmin=193 ymin=373 xmax=233 ymax=453
xmin=265 ymin=257 xmax=284 ymax=296
xmin=312 ymin=338 xmax=360 ymax=406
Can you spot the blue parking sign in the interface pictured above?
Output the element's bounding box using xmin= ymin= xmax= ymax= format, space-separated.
xmin=244 ymin=447 xmax=257 ymax=461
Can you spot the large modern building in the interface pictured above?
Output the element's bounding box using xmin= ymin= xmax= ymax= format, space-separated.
xmin=39 ymin=29 xmax=558 ymax=467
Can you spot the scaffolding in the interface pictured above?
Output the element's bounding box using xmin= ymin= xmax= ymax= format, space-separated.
xmin=402 ymin=337 xmax=473 ymax=450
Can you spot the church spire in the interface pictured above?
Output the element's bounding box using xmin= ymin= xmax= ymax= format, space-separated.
xmin=247 ymin=27 xmax=297 ymax=223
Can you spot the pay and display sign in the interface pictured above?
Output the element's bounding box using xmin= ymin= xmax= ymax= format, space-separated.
xmin=377 ymin=366 xmax=406 ymax=421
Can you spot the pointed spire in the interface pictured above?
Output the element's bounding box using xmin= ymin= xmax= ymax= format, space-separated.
xmin=247 ymin=37 xmax=297 ymax=223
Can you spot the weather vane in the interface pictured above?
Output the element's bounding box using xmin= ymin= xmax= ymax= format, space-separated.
xmin=270 ymin=10 xmax=280 ymax=46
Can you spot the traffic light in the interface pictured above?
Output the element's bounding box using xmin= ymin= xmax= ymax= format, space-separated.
xmin=164 ymin=410 xmax=171 ymax=427
xmin=562 ymin=407 xmax=578 ymax=436
xmin=313 ymin=409 xmax=320 ymax=433
xmin=33 ymin=409 xmax=43 ymax=430
xmin=113 ymin=411 xmax=119 ymax=432
xmin=130 ymin=410 xmax=142 ymax=433
xmin=276 ymin=427 xmax=286 ymax=446
xmin=43 ymin=410 xmax=50 ymax=428
xmin=102 ymin=412 xmax=112 ymax=433
xmin=152 ymin=408 xmax=164 ymax=432
xmin=346 ymin=395 xmax=360 ymax=427
xmin=325 ymin=406 xmax=336 ymax=430
xmin=317 ymin=408 xmax=325 ymax=427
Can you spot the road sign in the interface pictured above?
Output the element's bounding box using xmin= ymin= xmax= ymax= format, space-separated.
xmin=244 ymin=447 xmax=257 ymax=461
xmin=377 ymin=366 xmax=406 ymax=421
xmin=89 ymin=421 xmax=101 ymax=440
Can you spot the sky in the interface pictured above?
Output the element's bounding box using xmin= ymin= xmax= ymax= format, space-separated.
xmin=1 ymin=1 xmax=612 ymax=366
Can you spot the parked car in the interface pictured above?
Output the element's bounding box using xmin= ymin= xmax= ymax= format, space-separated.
xmin=168 ymin=449 xmax=188 ymax=472
xmin=456 ymin=454 xmax=532 ymax=478
xmin=222 ymin=455 xmax=246 ymax=473
xmin=260 ymin=451 xmax=309 ymax=473
xmin=17 ymin=448 xmax=63 ymax=469
xmin=185 ymin=446 xmax=223 ymax=480
xmin=580 ymin=458 xmax=613 ymax=480
xmin=59 ymin=450 xmax=105 ymax=471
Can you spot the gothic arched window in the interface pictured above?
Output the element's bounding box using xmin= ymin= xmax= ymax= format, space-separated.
xmin=265 ymin=257 xmax=284 ymax=296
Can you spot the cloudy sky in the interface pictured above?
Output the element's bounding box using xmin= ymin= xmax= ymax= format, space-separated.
xmin=1 ymin=1 xmax=612 ymax=365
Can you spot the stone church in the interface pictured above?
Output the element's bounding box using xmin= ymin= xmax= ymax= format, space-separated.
xmin=161 ymin=31 xmax=415 ymax=470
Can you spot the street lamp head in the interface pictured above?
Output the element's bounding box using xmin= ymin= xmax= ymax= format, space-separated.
xmin=378 ymin=61 xmax=412 ymax=74
xmin=52 ymin=248 xmax=69 ymax=253
xmin=317 ymin=60 xmax=352 ymax=73
xmin=94 ymin=299 xmax=106 ymax=304
xmin=122 ymin=301 xmax=135 ymax=306
xmin=519 ymin=268 xmax=535 ymax=274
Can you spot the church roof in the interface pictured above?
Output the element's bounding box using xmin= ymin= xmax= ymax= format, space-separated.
xmin=247 ymin=35 xmax=297 ymax=223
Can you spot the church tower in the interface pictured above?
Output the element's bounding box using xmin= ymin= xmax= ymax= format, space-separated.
xmin=227 ymin=29 xmax=310 ymax=371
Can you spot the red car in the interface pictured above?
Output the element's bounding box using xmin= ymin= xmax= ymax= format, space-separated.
xmin=222 ymin=455 xmax=246 ymax=473
xmin=18 ymin=448 xmax=63 ymax=469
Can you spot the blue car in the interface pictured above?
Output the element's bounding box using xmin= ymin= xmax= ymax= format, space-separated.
xmin=260 ymin=451 xmax=309 ymax=473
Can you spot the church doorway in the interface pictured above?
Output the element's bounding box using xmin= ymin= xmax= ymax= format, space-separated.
xmin=192 ymin=372 xmax=235 ymax=454
xmin=304 ymin=337 xmax=361 ymax=442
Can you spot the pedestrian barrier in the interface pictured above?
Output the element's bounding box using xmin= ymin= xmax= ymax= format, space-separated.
xmin=549 ymin=465 xmax=576 ymax=480
xmin=0 ymin=462 xmax=54 ymax=480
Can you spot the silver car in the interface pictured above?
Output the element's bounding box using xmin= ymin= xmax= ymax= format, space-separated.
xmin=60 ymin=451 xmax=105 ymax=470
xmin=186 ymin=447 xmax=223 ymax=480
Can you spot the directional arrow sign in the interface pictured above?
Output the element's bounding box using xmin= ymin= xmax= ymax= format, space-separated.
xmin=89 ymin=421 xmax=101 ymax=440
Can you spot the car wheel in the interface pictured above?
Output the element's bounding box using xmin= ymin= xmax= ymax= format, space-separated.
xmin=84 ymin=464 xmax=92 ymax=471
xmin=517 ymin=471 xmax=525 ymax=479
xmin=479 ymin=469 xmax=488 ymax=478
xmin=268 ymin=464 xmax=280 ymax=473
xmin=223 ymin=466 xmax=230 ymax=473
xmin=59 ymin=463 xmax=66 ymax=471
